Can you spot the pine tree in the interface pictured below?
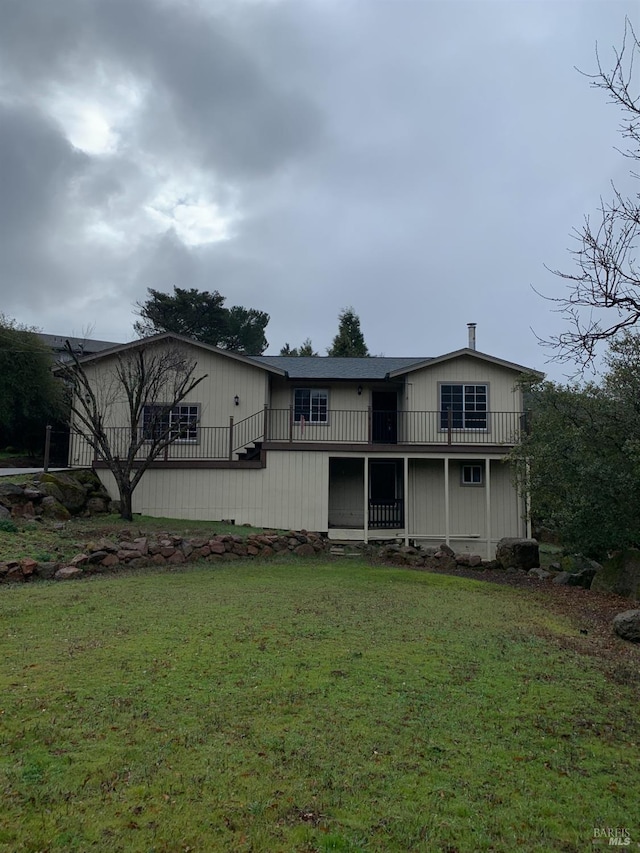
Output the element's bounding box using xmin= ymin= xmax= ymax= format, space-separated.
xmin=327 ymin=308 xmax=369 ymax=357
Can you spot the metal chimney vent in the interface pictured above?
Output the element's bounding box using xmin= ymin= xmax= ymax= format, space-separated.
xmin=467 ymin=323 xmax=477 ymax=350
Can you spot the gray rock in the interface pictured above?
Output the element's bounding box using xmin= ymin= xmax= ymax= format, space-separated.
xmin=592 ymin=549 xmax=640 ymax=601
xmin=528 ymin=567 xmax=551 ymax=579
xmin=613 ymin=610 xmax=640 ymax=643
xmin=567 ymin=568 xmax=597 ymax=589
xmin=54 ymin=566 xmax=83 ymax=580
xmin=552 ymin=571 xmax=571 ymax=585
xmin=40 ymin=495 xmax=71 ymax=520
xmin=496 ymin=538 xmax=540 ymax=571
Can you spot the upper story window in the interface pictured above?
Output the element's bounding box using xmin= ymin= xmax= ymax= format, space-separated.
xmin=294 ymin=389 xmax=328 ymax=423
xmin=142 ymin=403 xmax=200 ymax=442
xmin=440 ymin=384 xmax=487 ymax=430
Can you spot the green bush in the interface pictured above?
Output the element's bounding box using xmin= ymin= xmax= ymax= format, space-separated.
xmin=0 ymin=518 xmax=18 ymax=533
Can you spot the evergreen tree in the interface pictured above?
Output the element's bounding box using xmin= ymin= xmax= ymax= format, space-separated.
xmin=327 ymin=308 xmax=369 ymax=357
xmin=134 ymin=287 xmax=269 ymax=355
xmin=0 ymin=316 xmax=66 ymax=452
xmin=279 ymin=338 xmax=318 ymax=356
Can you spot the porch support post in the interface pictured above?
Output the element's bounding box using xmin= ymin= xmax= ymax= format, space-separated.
xmin=444 ymin=456 xmax=450 ymax=547
xmin=485 ymin=458 xmax=492 ymax=560
xmin=525 ymin=460 xmax=532 ymax=539
xmin=403 ymin=455 xmax=409 ymax=546
xmin=363 ymin=457 xmax=369 ymax=544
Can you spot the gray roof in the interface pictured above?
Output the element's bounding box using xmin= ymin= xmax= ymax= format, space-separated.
xmin=253 ymin=356 xmax=428 ymax=380
xmin=38 ymin=333 xmax=122 ymax=354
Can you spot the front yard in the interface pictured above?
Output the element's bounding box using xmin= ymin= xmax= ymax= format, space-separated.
xmin=1 ymin=558 xmax=638 ymax=852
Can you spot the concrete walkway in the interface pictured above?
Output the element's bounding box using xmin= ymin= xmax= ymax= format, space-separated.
xmin=0 ymin=468 xmax=67 ymax=477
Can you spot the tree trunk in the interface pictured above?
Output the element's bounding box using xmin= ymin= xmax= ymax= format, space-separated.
xmin=118 ymin=486 xmax=134 ymax=521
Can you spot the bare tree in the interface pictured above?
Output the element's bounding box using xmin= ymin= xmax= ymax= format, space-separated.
xmin=60 ymin=339 xmax=207 ymax=520
xmin=544 ymin=18 xmax=640 ymax=367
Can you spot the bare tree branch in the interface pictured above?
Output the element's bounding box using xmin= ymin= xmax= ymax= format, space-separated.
xmin=541 ymin=18 xmax=640 ymax=367
xmin=59 ymin=341 xmax=207 ymax=520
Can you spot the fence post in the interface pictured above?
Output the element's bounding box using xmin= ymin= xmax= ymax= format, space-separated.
xmin=367 ymin=406 xmax=372 ymax=445
xmin=447 ymin=408 xmax=453 ymax=446
xmin=263 ymin=403 xmax=269 ymax=442
xmin=228 ymin=416 xmax=234 ymax=461
xmin=289 ymin=405 xmax=293 ymax=443
xmin=43 ymin=425 xmax=52 ymax=472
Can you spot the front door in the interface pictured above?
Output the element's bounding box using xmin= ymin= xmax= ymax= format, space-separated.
xmin=371 ymin=391 xmax=398 ymax=444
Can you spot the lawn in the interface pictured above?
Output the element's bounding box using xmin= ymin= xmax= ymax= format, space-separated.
xmin=0 ymin=558 xmax=638 ymax=852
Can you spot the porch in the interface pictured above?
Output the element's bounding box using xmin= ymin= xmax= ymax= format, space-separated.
xmin=327 ymin=455 xmax=528 ymax=559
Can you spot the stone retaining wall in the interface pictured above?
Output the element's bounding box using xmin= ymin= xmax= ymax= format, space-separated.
xmin=1 ymin=530 xmax=329 ymax=582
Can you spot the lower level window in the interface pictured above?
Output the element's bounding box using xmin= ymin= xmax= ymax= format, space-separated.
xmin=461 ymin=464 xmax=483 ymax=485
xmin=142 ymin=404 xmax=199 ymax=442
xmin=294 ymin=389 xmax=328 ymax=423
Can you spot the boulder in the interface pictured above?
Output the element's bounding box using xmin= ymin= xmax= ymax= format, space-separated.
xmin=55 ymin=566 xmax=83 ymax=580
xmin=86 ymin=496 xmax=109 ymax=514
xmin=552 ymin=571 xmax=572 ymax=585
xmin=496 ymin=538 xmax=539 ymax=571
xmin=560 ymin=554 xmax=602 ymax=574
xmin=592 ymin=549 xmax=640 ymax=601
xmin=40 ymin=495 xmax=71 ymax=520
xmin=612 ymin=610 xmax=640 ymax=643
xmin=36 ymin=473 xmax=87 ymax=513
xmin=566 ymin=568 xmax=597 ymax=589
xmin=528 ymin=567 xmax=551 ymax=579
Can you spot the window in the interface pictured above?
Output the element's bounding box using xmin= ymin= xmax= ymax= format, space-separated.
xmin=142 ymin=404 xmax=200 ymax=442
xmin=294 ymin=389 xmax=328 ymax=423
xmin=461 ymin=463 xmax=483 ymax=486
xmin=440 ymin=384 xmax=487 ymax=430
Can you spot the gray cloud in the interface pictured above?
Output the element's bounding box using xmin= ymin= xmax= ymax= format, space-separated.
xmin=0 ymin=0 xmax=637 ymax=373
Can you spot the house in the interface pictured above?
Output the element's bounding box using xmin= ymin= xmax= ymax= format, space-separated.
xmin=67 ymin=326 xmax=541 ymax=558
xmin=38 ymin=333 xmax=122 ymax=364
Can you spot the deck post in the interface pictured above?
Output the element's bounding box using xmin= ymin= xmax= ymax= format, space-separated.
xmin=228 ymin=416 xmax=234 ymax=461
xmin=43 ymin=425 xmax=52 ymax=473
xmin=367 ymin=406 xmax=372 ymax=445
xmin=444 ymin=456 xmax=450 ymax=547
xmin=289 ymin=405 xmax=293 ymax=443
xmin=263 ymin=404 xmax=270 ymax=442
xmin=485 ymin=458 xmax=492 ymax=560
xmin=403 ymin=455 xmax=409 ymax=546
xmin=447 ymin=408 xmax=453 ymax=446
xmin=364 ymin=457 xmax=369 ymax=544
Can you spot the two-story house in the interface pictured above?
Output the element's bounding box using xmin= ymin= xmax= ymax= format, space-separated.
xmin=68 ymin=327 xmax=541 ymax=558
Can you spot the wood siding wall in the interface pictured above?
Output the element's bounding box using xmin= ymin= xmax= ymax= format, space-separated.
xmin=97 ymin=450 xmax=329 ymax=530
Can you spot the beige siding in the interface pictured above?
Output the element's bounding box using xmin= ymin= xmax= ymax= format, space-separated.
xmin=97 ymin=450 xmax=329 ymax=531
xmin=408 ymin=456 xmax=524 ymax=555
xmin=406 ymin=355 xmax=523 ymax=412
xmin=490 ymin=460 xmax=526 ymax=541
xmin=408 ymin=460 xmax=446 ymax=537
xmin=69 ymin=342 xmax=270 ymax=465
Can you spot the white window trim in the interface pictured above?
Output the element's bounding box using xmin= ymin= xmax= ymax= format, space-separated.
xmin=438 ymin=382 xmax=489 ymax=431
xmin=293 ymin=388 xmax=329 ymax=425
xmin=142 ymin=403 xmax=201 ymax=444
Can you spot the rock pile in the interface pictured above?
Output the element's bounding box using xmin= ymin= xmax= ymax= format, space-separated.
xmin=0 ymin=530 xmax=328 ymax=582
xmin=376 ymin=542 xmax=488 ymax=571
xmin=0 ymin=470 xmax=112 ymax=521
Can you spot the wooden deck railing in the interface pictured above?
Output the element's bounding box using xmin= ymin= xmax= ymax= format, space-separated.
xmin=67 ymin=409 xmax=528 ymax=466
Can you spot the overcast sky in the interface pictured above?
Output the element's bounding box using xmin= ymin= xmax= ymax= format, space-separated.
xmin=0 ymin=0 xmax=637 ymax=377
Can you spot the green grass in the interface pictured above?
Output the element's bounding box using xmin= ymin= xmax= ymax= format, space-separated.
xmin=0 ymin=559 xmax=638 ymax=852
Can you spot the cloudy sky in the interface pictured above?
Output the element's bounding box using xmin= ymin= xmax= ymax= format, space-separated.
xmin=0 ymin=0 xmax=637 ymax=377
